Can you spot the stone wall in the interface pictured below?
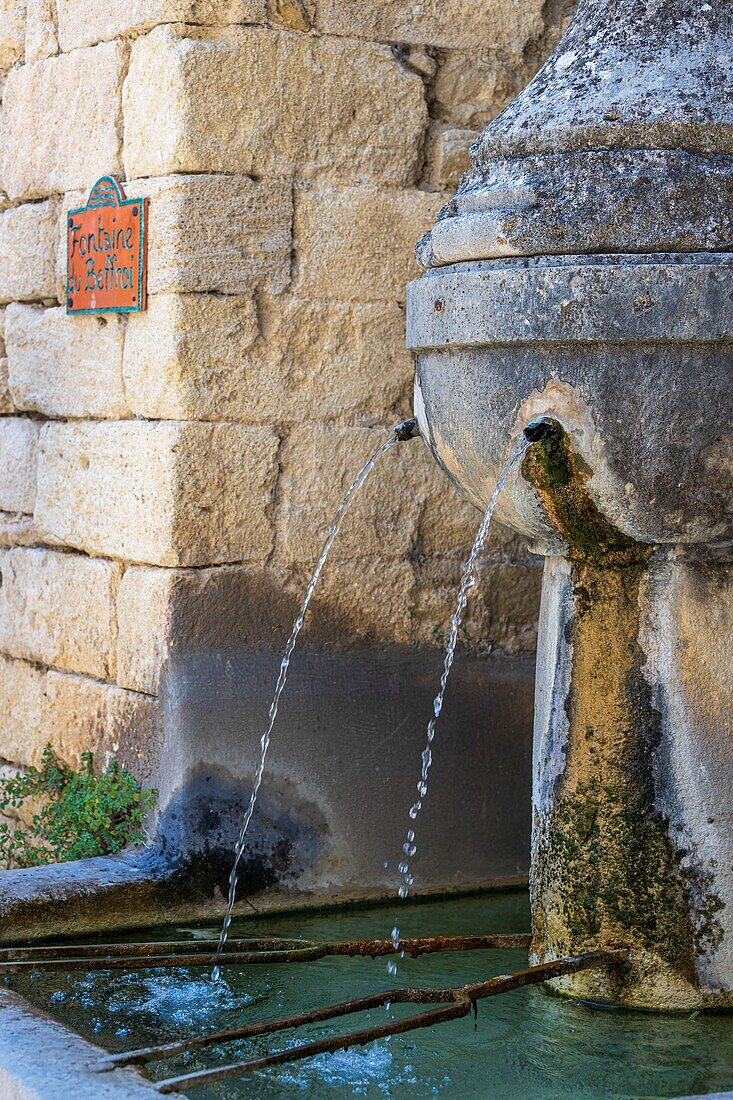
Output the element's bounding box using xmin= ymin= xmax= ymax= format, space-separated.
xmin=0 ymin=1 xmax=571 ymax=794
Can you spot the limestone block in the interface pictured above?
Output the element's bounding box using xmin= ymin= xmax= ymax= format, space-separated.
xmin=35 ymin=421 xmax=279 ymax=566
xmin=315 ymin=0 xmax=544 ymax=56
xmin=0 ymin=656 xmax=44 ymax=767
xmin=123 ymin=25 xmax=426 ymax=185
xmin=0 ymin=510 xmax=42 ymax=547
xmin=57 ymin=0 xmax=266 ymax=51
xmin=123 ymin=293 xmax=260 ymax=420
xmin=115 ymin=567 xmax=174 ymax=694
xmin=278 ymin=425 xmax=420 ymax=563
xmin=425 ymin=126 xmax=476 ymax=191
xmin=117 ymin=562 xmax=334 ymax=692
xmin=25 ymin=0 xmax=57 ymax=63
xmin=123 ymin=293 xmax=412 ymax=422
xmin=0 ymin=548 xmax=122 ymax=679
xmin=0 ymin=358 xmax=12 ymax=414
xmin=431 ymin=53 xmax=512 ymax=129
xmin=0 ymin=417 xmax=39 ymax=513
xmin=0 ymin=0 xmax=24 ymax=69
xmin=0 ymin=201 xmax=58 ymax=303
xmin=294 ymin=186 xmax=444 ymax=301
xmin=255 ymin=296 xmax=413 ymax=422
xmin=292 ymin=558 xmax=415 ymax=645
xmin=1 ymin=42 xmax=125 ymax=201
xmin=413 ymin=559 xmax=541 ymax=655
xmin=139 ymin=175 xmax=291 ymax=295
xmin=43 ymin=670 xmax=162 ymax=780
xmin=6 ymin=304 xmax=129 ymax=419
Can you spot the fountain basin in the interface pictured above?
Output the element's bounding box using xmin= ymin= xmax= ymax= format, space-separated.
xmin=6 ymin=890 xmax=733 ymax=1099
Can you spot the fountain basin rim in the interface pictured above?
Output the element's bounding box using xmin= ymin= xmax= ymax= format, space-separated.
xmin=407 ymin=253 xmax=733 ymax=351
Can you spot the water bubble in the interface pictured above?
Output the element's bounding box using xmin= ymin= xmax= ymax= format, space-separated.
xmin=398 ymin=885 xmax=409 ymax=899
xmin=407 ymin=830 xmax=415 ymax=842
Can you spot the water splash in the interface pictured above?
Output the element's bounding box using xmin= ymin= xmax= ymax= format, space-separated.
xmin=388 ymin=437 xmax=529 ymax=971
xmin=212 ymin=431 xmax=402 ymax=980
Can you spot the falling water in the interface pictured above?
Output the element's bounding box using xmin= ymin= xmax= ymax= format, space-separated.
xmin=388 ymin=437 xmax=529 ymax=974
xmin=213 ymin=426 xmax=413 ymax=981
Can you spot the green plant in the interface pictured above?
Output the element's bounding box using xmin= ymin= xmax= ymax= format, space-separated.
xmin=0 ymin=745 xmax=157 ymax=869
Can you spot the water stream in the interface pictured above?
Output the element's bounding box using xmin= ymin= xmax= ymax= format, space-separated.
xmin=212 ymin=430 xmax=404 ymax=980
xmin=389 ymin=438 xmax=529 ymax=973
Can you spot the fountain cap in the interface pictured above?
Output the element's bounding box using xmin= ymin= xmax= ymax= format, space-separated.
xmin=417 ymin=0 xmax=733 ymax=267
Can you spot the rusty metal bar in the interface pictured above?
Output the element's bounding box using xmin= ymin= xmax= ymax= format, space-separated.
xmin=1 ymin=932 xmax=530 ymax=976
xmin=150 ymin=950 xmax=627 ymax=1093
xmin=101 ymin=984 xmax=463 ymax=1070
xmin=0 ymin=938 xmax=307 ymax=961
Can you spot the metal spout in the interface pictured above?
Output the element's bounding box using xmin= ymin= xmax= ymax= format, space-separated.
xmin=524 ymin=417 xmax=563 ymax=444
xmin=394 ymin=418 xmax=420 ymax=442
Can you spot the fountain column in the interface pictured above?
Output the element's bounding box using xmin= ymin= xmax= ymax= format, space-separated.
xmin=408 ymin=0 xmax=733 ymax=1009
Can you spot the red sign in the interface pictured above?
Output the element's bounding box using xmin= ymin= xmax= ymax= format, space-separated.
xmin=66 ymin=176 xmax=147 ymax=315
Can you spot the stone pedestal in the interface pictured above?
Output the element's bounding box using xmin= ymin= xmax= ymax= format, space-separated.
xmin=409 ymin=0 xmax=733 ymax=1008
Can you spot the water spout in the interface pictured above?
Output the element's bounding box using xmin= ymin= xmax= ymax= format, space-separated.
xmin=393 ymin=417 xmax=420 ymax=442
xmin=523 ymin=417 xmax=563 ymax=444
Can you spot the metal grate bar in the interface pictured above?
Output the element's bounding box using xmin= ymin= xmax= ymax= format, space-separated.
xmin=2 ymin=932 xmax=531 ymax=976
xmin=143 ymin=950 xmax=627 ymax=1092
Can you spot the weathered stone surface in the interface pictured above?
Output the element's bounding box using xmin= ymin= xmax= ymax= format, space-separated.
xmin=315 ymin=0 xmax=544 ymax=55
xmin=0 ymin=201 xmax=58 ymax=303
xmin=123 ymin=25 xmax=426 ymax=185
xmin=0 ymin=656 xmax=44 ymax=767
xmin=0 ymin=358 xmax=12 ymax=414
xmin=6 ymin=304 xmax=128 ymax=418
xmin=1 ymin=42 xmax=125 ymax=201
xmin=0 ymin=655 xmax=160 ymax=774
xmin=135 ymin=175 xmax=291 ymax=295
xmin=278 ymin=425 xmax=420 ymax=563
xmin=432 ymin=53 xmax=511 ymax=128
xmin=294 ymin=186 xmax=443 ymax=301
xmin=0 ymin=548 xmax=122 ymax=679
xmin=57 ymin=0 xmax=266 ymax=51
xmin=257 ymin=297 xmax=413 ymax=421
xmin=123 ymin=293 xmax=260 ymax=420
xmin=425 ymin=125 xmax=475 ymax=190
xmin=36 ymin=421 xmax=279 ymax=566
xmin=293 ymin=559 xmax=416 ymax=645
xmin=413 ymin=558 xmax=541 ymax=655
xmin=0 ymin=0 xmax=24 ymax=69
xmin=43 ymin=670 xmax=162 ymax=779
xmin=25 ymin=0 xmax=58 ymax=63
xmin=123 ymin=292 xmax=411 ymax=422
xmin=0 ymin=418 xmax=39 ymax=513
xmin=116 ymin=566 xmax=174 ymax=694
xmin=0 ymin=511 xmax=42 ymax=548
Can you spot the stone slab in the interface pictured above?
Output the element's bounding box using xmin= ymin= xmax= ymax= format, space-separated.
xmin=0 ymin=201 xmax=58 ymax=304
xmin=6 ymin=304 xmax=129 ymax=419
xmin=0 ymin=418 xmax=39 ymax=513
xmin=1 ymin=42 xmax=125 ymax=201
xmin=35 ymin=420 xmax=279 ymax=566
xmin=57 ymin=0 xmax=265 ymax=50
xmin=0 ymin=548 xmax=122 ymax=680
xmin=0 ymin=990 xmax=162 ymax=1097
xmin=123 ymin=24 xmax=426 ymax=185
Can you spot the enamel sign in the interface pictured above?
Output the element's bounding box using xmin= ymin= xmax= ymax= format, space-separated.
xmin=66 ymin=176 xmax=147 ymax=314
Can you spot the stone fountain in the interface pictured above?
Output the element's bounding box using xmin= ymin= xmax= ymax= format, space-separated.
xmin=409 ymin=0 xmax=733 ymax=1010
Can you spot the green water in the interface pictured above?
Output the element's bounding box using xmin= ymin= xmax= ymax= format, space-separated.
xmin=7 ymin=890 xmax=732 ymax=1099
